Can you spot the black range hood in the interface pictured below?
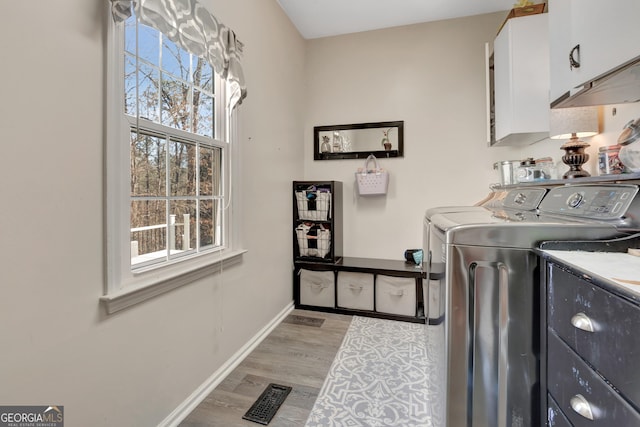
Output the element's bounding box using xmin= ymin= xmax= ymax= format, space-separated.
xmin=551 ymin=55 xmax=640 ymax=109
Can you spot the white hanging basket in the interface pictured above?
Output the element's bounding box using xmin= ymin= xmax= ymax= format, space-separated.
xmin=355 ymin=154 xmax=389 ymax=196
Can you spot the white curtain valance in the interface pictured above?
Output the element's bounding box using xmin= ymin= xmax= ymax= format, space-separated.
xmin=110 ymin=0 xmax=246 ymax=108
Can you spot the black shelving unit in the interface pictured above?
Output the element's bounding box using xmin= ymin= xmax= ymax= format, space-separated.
xmin=292 ymin=180 xmax=427 ymax=323
xmin=292 ymin=181 xmax=342 ymax=263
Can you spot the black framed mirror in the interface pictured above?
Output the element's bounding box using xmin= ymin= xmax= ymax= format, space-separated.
xmin=314 ymin=121 xmax=404 ymax=160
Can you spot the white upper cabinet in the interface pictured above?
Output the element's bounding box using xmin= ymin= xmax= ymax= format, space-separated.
xmin=550 ymin=0 xmax=640 ymax=105
xmin=493 ymin=13 xmax=550 ymax=146
xmin=548 ymin=0 xmax=572 ymax=103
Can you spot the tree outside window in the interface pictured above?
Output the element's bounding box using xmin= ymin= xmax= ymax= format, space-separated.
xmin=124 ymin=13 xmax=225 ymax=269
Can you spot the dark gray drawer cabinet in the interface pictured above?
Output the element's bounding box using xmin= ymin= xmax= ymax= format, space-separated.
xmin=548 ymin=266 xmax=640 ymax=405
xmin=548 ymin=331 xmax=640 ymax=426
xmin=547 ymin=393 xmax=572 ymax=427
xmin=546 ymin=262 xmax=640 ymax=425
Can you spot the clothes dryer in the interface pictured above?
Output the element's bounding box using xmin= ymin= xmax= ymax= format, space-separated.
xmin=424 ymin=184 xmax=640 ymax=427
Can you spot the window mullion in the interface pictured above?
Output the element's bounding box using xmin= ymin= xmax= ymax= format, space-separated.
xmin=158 ymin=32 xmax=163 ymax=127
xmin=195 ymin=144 xmax=201 ymax=252
xmin=189 ymin=54 xmax=194 ymax=135
xmin=165 ymin=135 xmax=171 ymax=261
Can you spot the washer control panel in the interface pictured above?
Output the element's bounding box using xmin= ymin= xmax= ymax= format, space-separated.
xmin=538 ymin=184 xmax=639 ymax=219
xmin=502 ymin=188 xmax=548 ymax=211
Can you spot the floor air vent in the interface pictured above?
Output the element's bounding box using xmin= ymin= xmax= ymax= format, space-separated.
xmin=283 ymin=314 xmax=325 ymax=327
xmin=242 ymin=383 xmax=292 ymax=425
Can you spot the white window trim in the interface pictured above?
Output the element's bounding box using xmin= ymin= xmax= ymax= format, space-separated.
xmin=102 ymin=6 xmax=244 ymax=314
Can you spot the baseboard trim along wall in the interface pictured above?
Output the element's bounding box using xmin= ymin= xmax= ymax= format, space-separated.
xmin=158 ymin=301 xmax=296 ymax=427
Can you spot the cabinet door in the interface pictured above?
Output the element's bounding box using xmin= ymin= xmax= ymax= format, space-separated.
xmin=568 ymin=0 xmax=640 ymax=89
xmin=549 ymin=0 xmax=640 ymax=97
xmin=549 ymin=0 xmax=573 ymax=103
xmin=493 ymin=13 xmax=549 ymax=145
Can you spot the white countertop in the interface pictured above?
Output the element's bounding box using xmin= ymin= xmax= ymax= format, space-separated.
xmin=543 ymin=250 xmax=640 ymax=298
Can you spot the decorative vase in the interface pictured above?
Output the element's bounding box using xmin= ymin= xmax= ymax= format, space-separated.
xmin=561 ymin=138 xmax=590 ymax=178
xmin=381 ymin=127 xmax=393 ymax=151
xmin=321 ymin=136 xmax=331 ymax=153
xmin=332 ymin=131 xmax=343 ymax=153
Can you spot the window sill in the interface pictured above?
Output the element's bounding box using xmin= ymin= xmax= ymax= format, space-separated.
xmin=100 ymin=249 xmax=247 ymax=314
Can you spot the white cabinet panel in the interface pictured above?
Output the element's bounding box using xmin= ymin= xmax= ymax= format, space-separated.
xmin=550 ymin=0 xmax=640 ymax=104
xmin=569 ymin=0 xmax=640 ymax=88
xmin=548 ymin=0 xmax=572 ymax=103
xmin=493 ymin=13 xmax=549 ymax=145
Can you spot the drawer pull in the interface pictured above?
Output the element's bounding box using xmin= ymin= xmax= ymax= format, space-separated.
xmin=388 ymin=289 xmax=404 ymax=297
xmin=310 ymin=282 xmax=328 ymax=290
xmin=570 ymin=394 xmax=594 ymax=420
xmin=570 ymin=312 xmax=595 ymax=333
xmin=348 ymin=284 xmax=363 ymax=291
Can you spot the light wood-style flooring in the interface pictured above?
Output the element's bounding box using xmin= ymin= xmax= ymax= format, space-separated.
xmin=180 ymin=309 xmax=352 ymax=427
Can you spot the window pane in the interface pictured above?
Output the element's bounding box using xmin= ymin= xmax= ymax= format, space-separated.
xmin=162 ymin=37 xmax=190 ymax=81
xmin=125 ymin=17 xmax=160 ymax=67
xmin=131 ymin=200 xmax=167 ymax=265
xmin=193 ymin=58 xmax=213 ymax=93
xmin=124 ymin=54 xmax=137 ymax=116
xmin=131 ymin=132 xmax=166 ymax=197
xmin=124 ymin=15 xmax=137 ymax=55
xmin=137 ymin=63 xmax=160 ymax=122
xmin=169 ymin=200 xmax=196 ymax=257
xmin=193 ymin=89 xmax=214 ymax=138
xmin=199 ymin=146 xmax=221 ymax=196
xmin=169 ymin=140 xmax=196 ymax=196
xmin=199 ymin=199 xmax=221 ymax=249
xmin=137 ymin=24 xmax=160 ymax=67
xmin=161 ymin=73 xmax=191 ymax=131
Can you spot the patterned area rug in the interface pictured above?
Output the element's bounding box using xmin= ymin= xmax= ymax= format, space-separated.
xmin=305 ymin=316 xmax=432 ymax=427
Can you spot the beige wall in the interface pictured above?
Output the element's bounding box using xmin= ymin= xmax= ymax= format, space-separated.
xmin=0 ymin=0 xmax=305 ymax=425
xmin=303 ymin=13 xmax=640 ymax=259
xmin=304 ymin=13 xmax=521 ymax=258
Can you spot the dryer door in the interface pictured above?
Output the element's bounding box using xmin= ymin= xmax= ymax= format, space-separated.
xmin=446 ymin=243 xmax=540 ymax=427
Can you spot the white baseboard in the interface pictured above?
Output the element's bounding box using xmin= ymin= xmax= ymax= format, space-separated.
xmin=158 ymin=302 xmax=295 ymax=427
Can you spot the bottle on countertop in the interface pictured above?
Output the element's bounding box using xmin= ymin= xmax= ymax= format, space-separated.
xmin=598 ymin=144 xmax=626 ymax=175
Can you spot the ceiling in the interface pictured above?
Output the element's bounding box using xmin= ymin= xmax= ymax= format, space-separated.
xmin=276 ymin=0 xmax=515 ymax=39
